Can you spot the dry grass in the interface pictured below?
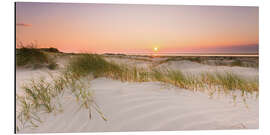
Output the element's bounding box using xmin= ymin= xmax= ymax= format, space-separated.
xmin=156 ymin=56 xmax=258 ymax=68
xmin=16 ymin=78 xmax=59 ymax=131
xmin=16 ymin=68 xmax=107 ymax=132
xmin=68 ymin=54 xmax=259 ymax=95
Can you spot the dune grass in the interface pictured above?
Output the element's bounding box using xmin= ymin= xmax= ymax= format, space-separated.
xmin=16 ymin=65 xmax=107 ymax=131
xmin=67 ymin=54 xmax=152 ymax=82
xmin=68 ymin=54 xmax=122 ymax=78
xmin=151 ymin=69 xmax=166 ymax=82
xmin=156 ymin=56 xmax=258 ymax=68
xmin=16 ymin=44 xmax=57 ymax=70
xmin=16 ymin=46 xmax=49 ymax=66
xmin=67 ymin=54 xmax=259 ymax=95
xmin=16 ymin=79 xmax=58 ymax=131
xmin=230 ymin=59 xmax=243 ymax=67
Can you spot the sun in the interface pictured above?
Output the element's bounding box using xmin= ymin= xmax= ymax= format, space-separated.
xmin=154 ymin=47 xmax=159 ymax=52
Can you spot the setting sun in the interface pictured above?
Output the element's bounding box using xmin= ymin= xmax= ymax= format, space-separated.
xmin=154 ymin=47 xmax=159 ymax=52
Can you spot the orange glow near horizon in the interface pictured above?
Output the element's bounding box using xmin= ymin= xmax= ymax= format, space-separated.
xmin=16 ymin=3 xmax=259 ymax=54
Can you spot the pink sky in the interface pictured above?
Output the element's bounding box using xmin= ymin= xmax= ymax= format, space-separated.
xmin=16 ymin=3 xmax=259 ymax=54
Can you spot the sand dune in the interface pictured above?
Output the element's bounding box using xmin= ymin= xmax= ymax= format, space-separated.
xmin=16 ymin=56 xmax=259 ymax=133
xmin=18 ymin=78 xmax=258 ymax=133
xmin=156 ymin=60 xmax=258 ymax=78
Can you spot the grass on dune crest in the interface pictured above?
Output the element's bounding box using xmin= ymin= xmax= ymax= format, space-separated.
xmin=157 ymin=56 xmax=258 ymax=68
xmin=68 ymin=54 xmax=151 ymax=82
xmin=68 ymin=54 xmax=122 ymax=78
xmin=16 ymin=46 xmax=49 ymax=67
xmin=68 ymin=54 xmax=259 ymax=96
xmin=16 ymin=44 xmax=58 ymax=69
xmin=162 ymin=71 xmax=258 ymax=97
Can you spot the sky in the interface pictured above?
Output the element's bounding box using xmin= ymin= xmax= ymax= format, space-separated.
xmin=16 ymin=2 xmax=259 ymax=54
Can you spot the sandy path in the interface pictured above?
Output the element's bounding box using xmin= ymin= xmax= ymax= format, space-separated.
xmin=19 ymin=78 xmax=258 ymax=133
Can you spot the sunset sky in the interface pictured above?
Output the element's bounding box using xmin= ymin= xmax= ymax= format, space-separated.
xmin=16 ymin=2 xmax=259 ymax=54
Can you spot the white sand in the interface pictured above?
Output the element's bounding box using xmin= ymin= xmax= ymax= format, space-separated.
xmin=156 ymin=60 xmax=258 ymax=78
xmin=105 ymin=57 xmax=152 ymax=69
xmin=16 ymin=57 xmax=259 ymax=133
xmin=105 ymin=57 xmax=258 ymax=79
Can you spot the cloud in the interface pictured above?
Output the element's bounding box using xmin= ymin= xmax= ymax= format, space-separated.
xmin=16 ymin=23 xmax=32 ymax=27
